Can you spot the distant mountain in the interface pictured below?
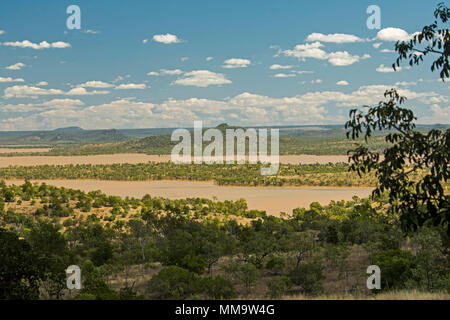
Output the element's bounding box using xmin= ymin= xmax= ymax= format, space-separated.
xmin=53 ymin=126 xmax=84 ymax=132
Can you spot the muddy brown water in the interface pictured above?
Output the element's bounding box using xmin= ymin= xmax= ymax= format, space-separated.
xmin=0 ymin=154 xmax=349 ymax=167
xmin=5 ymin=179 xmax=372 ymax=215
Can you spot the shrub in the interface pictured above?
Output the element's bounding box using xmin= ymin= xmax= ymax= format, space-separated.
xmin=374 ymin=249 xmax=414 ymax=290
xmin=289 ymin=261 xmax=325 ymax=295
xmin=266 ymin=276 xmax=292 ymax=298
xmin=147 ymin=266 xmax=198 ymax=300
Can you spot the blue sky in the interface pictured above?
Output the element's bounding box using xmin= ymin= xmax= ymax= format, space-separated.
xmin=0 ymin=0 xmax=449 ymax=130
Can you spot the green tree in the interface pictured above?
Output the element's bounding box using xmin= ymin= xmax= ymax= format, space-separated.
xmin=147 ymin=266 xmax=198 ymax=300
xmin=345 ymin=3 xmax=450 ymax=235
xmin=374 ymin=249 xmax=414 ymax=290
xmin=0 ymin=229 xmax=44 ymax=299
xmin=289 ymin=260 xmax=325 ymax=295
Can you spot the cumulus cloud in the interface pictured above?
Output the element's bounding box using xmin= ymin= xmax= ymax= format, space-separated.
xmin=115 ymin=83 xmax=147 ymax=90
xmin=0 ymin=77 xmax=24 ymax=83
xmin=1 ymin=84 xmax=445 ymax=130
xmin=376 ymin=27 xmax=415 ymax=42
xmin=376 ymin=64 xmax=401 ymax=73
xmin=4 ymin=85 xmax=109 ymax=98
xmin=373 ymin=42 xmax=382 ymax=49
xmin=1 ymin=40 xmax=71 ymax=49
xmin=311 ymin=79 xmax=322 ymax=84
xmin=281 ymin=42 xmax=367 ymax=66
xmin=206 ymin=57 xmax=214 ymax=61
xmin=78 ymin=81 xmax=114 ymax=88
xmin=173 ymin=70 xmax=231 ymax=87
xmin=40 ymin=98 xmax=84 ymax=108
xmin=5 ymin=62 xmax=25 ymax=70
xmin=142 ymin=39 xmax=148 ymax=44
xmin=66 ymin=87 xmax=110 ymax=95
xmin=336 ymin=80 xmax=349 ymax=86
xmin=270 ymin=64 xmax=293 ymax=70
xmin=380 ymin=49 xmax=395 ymax=53
xmin=36 ymin=81 xmax=48 ymax=86
xmin=147 ymin=71 xmax=159 ymax=76
xmin=4 ymin=85 xmax=64 ymax=98
xmin=0 ymin=30 xmax=5 ymax=35
xmin=160 ymin=69 xmax=184 ymax=75
xmin=306 ymin=32 xmax=364 ymax=43
xmin=222 ymin=58 xmax=251 ymax=69
xmin=152 ymin=33 xmax=183 ymax=44
xmin=274 ymin=73 xmax=296 ymax=78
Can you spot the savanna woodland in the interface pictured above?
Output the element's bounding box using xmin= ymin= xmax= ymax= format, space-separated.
xmin=1 ymin=3 xmax=449 ymax=300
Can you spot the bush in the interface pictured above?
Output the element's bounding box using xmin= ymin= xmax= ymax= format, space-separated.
xmin=147 ymin=266 xmax=198 ymax=300
xmin=266 ymin=276 xmax=292 ymax=298
xmin=374 ymin=249 xmax=414 ymax=290
xmin=265 ymin=256 xmax=286 ymax=275
xmin=289 ymin=261 xmax=325 ymax=295
xmin=200 ymin=276 xmax=236 ymax=299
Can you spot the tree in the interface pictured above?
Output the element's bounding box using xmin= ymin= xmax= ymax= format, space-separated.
xmin=200 ymin=276 xmax=236 ymax=299
xmin=394 ymin=2 xmax=450 ymax=80
xmin=289 ymin=260 xmax=325 ymax=295
xmin=27 ymin=222 xmax=70 ymax=299
xmin=346 ymin=3 xmax=450 ymax=235
xmin=407 ymin=227 xmax=450 ymax=291
xmin=236 ymin=263 xmax=259 ymax=295
xmin=0 ymin=229 xmax=44 ymax=299
xmin=374 ymin=249 xmax=414 ymax=290
xmin=147 ymin=266 xmax=198 ymax=300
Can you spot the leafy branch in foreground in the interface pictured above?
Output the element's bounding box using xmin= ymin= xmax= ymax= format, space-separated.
xmin=394 ymin=2 xmax=450 ymax=79
xmin=345 ymin=89 xmax=450 ymax=235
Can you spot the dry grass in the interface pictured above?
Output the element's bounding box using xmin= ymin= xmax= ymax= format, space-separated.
xmin=282 ymin=290 xmax=450 ymax=300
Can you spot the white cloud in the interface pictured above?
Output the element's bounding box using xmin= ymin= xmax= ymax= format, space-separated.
xmin=142 ymin=39 xmax=148 ymax=44
xmin=306 ymin=32 xmax=364 ymax=43
xmin=152 ymin=33 xmax=183 ymax=44
xmin=380 ymin=49 xmax=395 ymax=53
xmin=83 ymin=29 xmax=100 ymax=34
xmin=336 ymin=80 xmax=349 ymax=86
xmin=181 ymin=57 xmax=189 ymax=62
xmin=1 ymin=40 xmax=71 ymax=49
xmin=40 ymin=98 xmax=84 ymax=108
xmin=270 ymin=64 xmax=293 ymax=70
xmin=115 ymin=83 xmax=147 ymax=90
xmin=222 ymin=58 xmax=251 ymax=69
xmin=78 ymin=81 xmax=114 ymax=88
xmin=282 ymin=42 xmax=328 ymax=60
xmin=173 ymin=70 xmax=231 ymax=87
xmin=4 ymin=85 xmax=64 ymax=98
xmin=327 ymin=51 xmax=361 ymax=66
xmin=395 ymin=81 xmax=417 ymax=86
xmin=4 ymin=85 xmax=109 ymax=98
xmin=5 ymin=62 xmax=25 ymax=70
xmin=206 ymin=57 xmax=214 ymax=61
xmin=36 ymin=81 xmax=48 ymax=86
xmin=293 ymin=70 xmax=314 ymax=74
xmin=0 ymin=30 xmax=5 ymax=35
xmin=160 ymin=69 xmax=183 ymax=75
xmin=421 ymin=104 xmax=450 ymax=124
xmin=373 ymin=42 xmax=382 ymax=49
xmin=1 ymin=85 xmax=445 ymax=130
xmin=0 ymin=77 xmax=24 ymax=83
xmin=147 ymin=71 xmax=159 ymax=76
xmin=282 ymin=42 xmax=367 ymax=66
xmin=376 ymin=27 xmax=414 ymax=42
xmin=376 ymin=64 xmax=401 ymax=73
xmin=66 ymin=87 xmax=110 ymax=95
xmin=274 ymin=73 xmax=296 ymax=78
xmin=311 ymin=79 xmax=322 ymax=84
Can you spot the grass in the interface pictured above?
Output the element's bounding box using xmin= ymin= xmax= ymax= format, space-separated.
xmin=281 ymin=290 xmax=450 ymax=300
